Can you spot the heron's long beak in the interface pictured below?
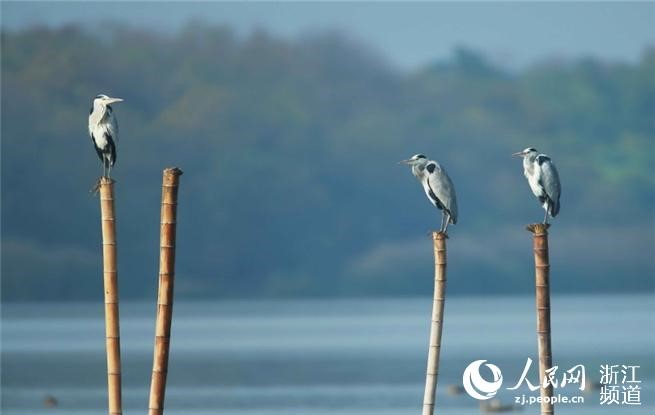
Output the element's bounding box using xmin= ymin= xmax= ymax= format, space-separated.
xmin=398 ymin=159 xmax=411 ymax=164
xmin=106 ymin=97 xmax=124 ymax=104
xmin=511 ymin=151 xmax=524 ymax=157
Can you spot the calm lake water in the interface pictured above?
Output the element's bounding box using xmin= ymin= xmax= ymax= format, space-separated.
xmin=2 ymin=294 xmax=654 ymax=414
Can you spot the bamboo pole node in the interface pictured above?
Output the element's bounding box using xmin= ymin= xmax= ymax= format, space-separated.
xmin=97 ymin=178 xmax=122 ymax=415
xmin=422 ymin=231 xmax=448 ymax=415
xmin=148 ymin=167 xmax=183 ymax=415
xmin=526 ymin=223 xmax=555 ymax=415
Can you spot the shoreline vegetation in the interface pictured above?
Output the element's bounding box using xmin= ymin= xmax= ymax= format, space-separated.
xmin=2 ymin=25 xmax=654 ymax=302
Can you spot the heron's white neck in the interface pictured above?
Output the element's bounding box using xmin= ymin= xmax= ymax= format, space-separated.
xmin=94 ymin=101 xmax=108 ymax=112
xmin=523 ymin=153 xmax=537 ymax=173
xmin=90 ymin=102 xmax=109 ymax=125
xmin=411 ymin=161 xmax=428 ymax=179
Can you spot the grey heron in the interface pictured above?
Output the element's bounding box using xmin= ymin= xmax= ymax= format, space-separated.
xmin=400 ymin=154 xmax=458 ymax=233
xmin=513 ymin=147 xmax=561 ymax=224
xmin=88 ymin=94 xmax=123 ymax=178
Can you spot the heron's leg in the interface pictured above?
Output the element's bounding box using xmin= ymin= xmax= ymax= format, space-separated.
xmin=443 ymin=213 xmax=450 ymax=234
xmin=108 ymin=163 xmax=111 ymax=179
xmin=543 ymin=208 xmax=549 ymax=225
xmin=439 ymin=212 xmax=446 ymax=233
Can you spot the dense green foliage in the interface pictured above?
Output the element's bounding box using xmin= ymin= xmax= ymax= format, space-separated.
xmin=2 ymin=25 xmax=654 ymax=301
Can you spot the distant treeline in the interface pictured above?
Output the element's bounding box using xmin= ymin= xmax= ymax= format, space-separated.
xmin=2 ymin=24 xmax=654 ymax=301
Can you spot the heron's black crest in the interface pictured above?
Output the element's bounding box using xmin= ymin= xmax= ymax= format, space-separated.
xmin=527 ymin=147 xmax=537 ymax=153
xmin=426 ymin=163 xmax=437 ymax=173
xmin=415 ymin=154 xmax=426 ymax=159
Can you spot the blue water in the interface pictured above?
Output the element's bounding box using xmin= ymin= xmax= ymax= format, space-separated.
xmin=2 ymin=294 xmax=654 ymax=414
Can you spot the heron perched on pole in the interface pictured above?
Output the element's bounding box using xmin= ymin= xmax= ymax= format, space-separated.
xmin=89 ymin=94 xmax=123 ymax=178
xmin=400 ymin=154 xmax=458 ymax=233
xmin=513 ymin=147 xmax=561 ymax=224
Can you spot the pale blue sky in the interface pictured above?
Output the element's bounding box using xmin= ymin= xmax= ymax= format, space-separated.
xmin=2 ymin=1 xmax=654 ymax=70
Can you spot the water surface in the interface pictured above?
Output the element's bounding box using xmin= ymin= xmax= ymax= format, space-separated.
xmin=2 ymin=294 xmax=653 ymax=414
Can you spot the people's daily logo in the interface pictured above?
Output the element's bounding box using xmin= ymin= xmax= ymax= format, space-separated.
xmin=462 ymin=359 xmax=503 ymax=400
xmin=461 ymin=359 xmax=641 ymax=407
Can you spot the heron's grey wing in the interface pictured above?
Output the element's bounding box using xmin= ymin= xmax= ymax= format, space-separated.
xmin=106 ymin=134 xmax=117 ymax=166
xmin=427 ymin=166 xmax=458 ymax=224
xmin=537 ymin=155 xmax=561 ymax=216
xmin=107 ymin=109 xmax=119 ymax=143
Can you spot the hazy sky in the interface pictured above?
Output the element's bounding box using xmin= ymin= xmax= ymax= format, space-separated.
xmin=2 ymin=1 xmax=654 ymax=69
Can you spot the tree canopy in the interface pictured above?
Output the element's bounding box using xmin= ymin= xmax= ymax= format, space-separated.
xmin=2 ymin=25 xmax=654 ymax=301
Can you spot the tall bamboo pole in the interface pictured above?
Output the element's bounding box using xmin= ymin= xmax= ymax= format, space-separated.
xmin=148 ymin=167 xmax=183 ymax=415
xmin=98 ymin=177 xmax=122 ymax=415
xmin=422 ymin=231 xmax=447 ymax=415
xmin=526 ymin=223 xmax=554 ymax=415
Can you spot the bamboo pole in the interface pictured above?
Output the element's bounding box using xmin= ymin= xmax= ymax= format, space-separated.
xmin=148 ymin=167 xmax=183 ymax=415
xmin=98 ymin=177 xmax=122 ymax=415
xmin=422 ymin=231 xmax=447 ymax=415
xmin=526 ymin=223 xmax=554 ymax=415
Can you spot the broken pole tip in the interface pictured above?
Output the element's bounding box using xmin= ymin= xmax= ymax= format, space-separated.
xmin=526 ymin=223 xmax=550 ymax=234
xmin=163 ymin=167 xmax=184 ymax=177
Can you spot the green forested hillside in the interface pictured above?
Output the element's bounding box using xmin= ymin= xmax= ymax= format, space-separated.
xmin=2 ymin=25 xmax=654 ymax=301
